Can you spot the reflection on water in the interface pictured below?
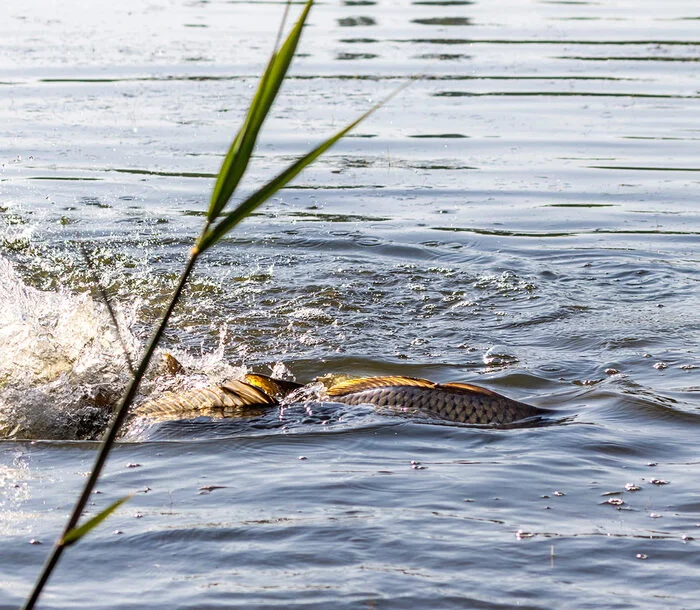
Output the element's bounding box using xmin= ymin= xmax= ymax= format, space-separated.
xmin=338 ymin=16 xmax=377 ymax=27
xmin=412 ymin=17 xmax=473 ymax=25
xmin=1 ymin=0 xmax=699 ymax=607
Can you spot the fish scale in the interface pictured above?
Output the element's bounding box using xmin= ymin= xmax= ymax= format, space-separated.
xmin=327 ymin=379 xmax=545 ymax=425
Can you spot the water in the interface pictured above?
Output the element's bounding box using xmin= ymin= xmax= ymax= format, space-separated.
xmin=1 ymin=0 xmax=699 ymax=607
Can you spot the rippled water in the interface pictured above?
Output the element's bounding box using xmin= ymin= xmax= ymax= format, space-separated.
xmin=1 ymin=0 xmax=699 ymax=608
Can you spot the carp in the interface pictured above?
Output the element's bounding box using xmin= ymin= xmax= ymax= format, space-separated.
xmin=134 ymin=367 xmax=547 ymax=426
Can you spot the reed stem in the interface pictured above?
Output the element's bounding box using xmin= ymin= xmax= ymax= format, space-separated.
xmin=22 ymin=2 xmax=397 ymax=605
xmin=22 ymin=248 xmax=201 ymax=609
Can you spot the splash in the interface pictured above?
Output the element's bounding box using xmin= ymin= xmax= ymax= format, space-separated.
xmin=142 ymin=327 xmax=249 ymax=404
xmin=0 ymin=255 xmax=136 ymax=439
xmin=0 ymin=255 xmax=253 ymax=440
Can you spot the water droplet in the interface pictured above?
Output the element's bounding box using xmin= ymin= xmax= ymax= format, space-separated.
xmin=483 ymin=346 xmax=518 ymax=367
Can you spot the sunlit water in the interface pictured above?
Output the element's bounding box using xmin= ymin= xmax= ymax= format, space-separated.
xmin=1 ymin=0 xmax=698 ymax=608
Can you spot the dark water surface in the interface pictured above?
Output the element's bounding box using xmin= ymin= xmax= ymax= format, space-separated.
xmin=1 ymin=0 xmax=698 ymax=608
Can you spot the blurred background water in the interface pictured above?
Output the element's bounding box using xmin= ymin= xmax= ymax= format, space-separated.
xmin=0 ymin=0 xmax=698 ymax=608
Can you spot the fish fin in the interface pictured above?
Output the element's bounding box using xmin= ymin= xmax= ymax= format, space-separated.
xmin=134 ymin=381 xmax=276 ymax=421
xmin=243 ymin=373 xmax=303 ymax=398
xmin=220 ymin=380 xmax=278 ymax=406
xmin=327 ymin=376 xmax=434 ymax=396
xmin=162 ymin=353 xmax=185 ymax=375
xmin=438 ymin=382 xmax=499 ymax=396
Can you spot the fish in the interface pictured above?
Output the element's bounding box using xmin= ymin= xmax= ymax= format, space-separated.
xmin=134 ymin=370 xmax=546 ymax=426
xmin=325 ymin=376 xmax=546 ymax=425
xmin=132 ymin=379 xmax=277 ymax=422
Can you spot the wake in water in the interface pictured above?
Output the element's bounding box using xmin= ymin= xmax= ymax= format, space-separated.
xmin=0 ymin=255 xmax=248 ymax=440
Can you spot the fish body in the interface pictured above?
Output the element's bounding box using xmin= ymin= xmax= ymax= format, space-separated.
xmin=134 ymin=370 xmax=545 ymax=426
xmin=326 ymin=376 xmax=545 ymax=425
xmin=133 ymin=379 xmax=276 ymax=422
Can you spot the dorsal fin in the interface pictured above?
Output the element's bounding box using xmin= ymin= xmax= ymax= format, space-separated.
xmin=327 ymin=376 xmax=435 ymax=396
xmin=162 ymin=352 xmax=185 ymax=375
xmin=220 ymin=379 xmax=278 ymax=406
xmin=438 ymin=382 xmax=498 ymax=397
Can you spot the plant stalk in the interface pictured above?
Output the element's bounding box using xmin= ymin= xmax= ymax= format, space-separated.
xmin=22 ymin=246 xmax=201 ymax=610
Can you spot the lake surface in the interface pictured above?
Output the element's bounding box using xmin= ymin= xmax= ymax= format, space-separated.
xmin=1 ymin=0 xmax=699 ymax=607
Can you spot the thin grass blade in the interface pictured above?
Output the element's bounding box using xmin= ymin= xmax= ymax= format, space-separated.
xmin=198 ymin=83 xmax=410 ymax=252
xmin=207 ymin=0 xmax=313 ymax=221
xmin=61 ymin=495 xmax=132 ymax=547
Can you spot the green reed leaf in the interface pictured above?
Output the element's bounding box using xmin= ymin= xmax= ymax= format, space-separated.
xmin=197 ymin=83 xmax=410 ymax=252
xmin=61 ymin=495 xmax=132 ymax=547
xmin=206 ymin=0 xmax=313 ymax=222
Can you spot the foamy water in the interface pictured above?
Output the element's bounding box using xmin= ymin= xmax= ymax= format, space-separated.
xmin=0 ymin=256 xmax=258 ymax=439
xmin=0 ymin=256 xmax=130 ymax=438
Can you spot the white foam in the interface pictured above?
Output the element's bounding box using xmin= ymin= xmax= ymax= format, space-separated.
xmin=0 ymin=255 xmax=135 ymax=439
xmin=0 ymin=255 xmax=254 ymax=439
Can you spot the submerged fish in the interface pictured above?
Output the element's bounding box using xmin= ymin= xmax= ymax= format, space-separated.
xmin=134 ymin=370 xmax=547 ymax=426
